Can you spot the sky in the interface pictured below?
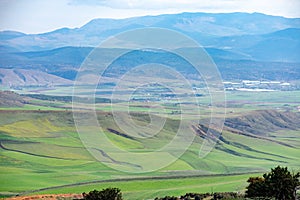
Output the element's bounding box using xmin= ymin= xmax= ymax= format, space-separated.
xmin=0 ymin=0 xmax=300 ymax=34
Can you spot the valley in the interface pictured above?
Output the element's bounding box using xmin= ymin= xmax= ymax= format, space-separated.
xmin=0 ymin=89 xmax=299 ymax=199
xmin=1 ymin=10 xmax=300 ymax=200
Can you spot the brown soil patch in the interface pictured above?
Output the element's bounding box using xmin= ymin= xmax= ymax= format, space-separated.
xmin=3 ymin=194 xmax=83 ymax=200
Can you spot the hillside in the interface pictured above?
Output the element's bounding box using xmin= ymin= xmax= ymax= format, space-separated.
xmin=224 ymin=110 xmax=300 ymax=136
xmin=0 ymin=69 xmax=73 ymax=87
xmin=1 ymin=12 xmax=300 ymax=86
xmin=0 ymin=91 xmax=26 ymax=107
xmin=0 ymin=46 xmax=300 ymax=87
xmin=1 ymin=11 xmax=300 ymax=199
xmin=1 ymin=12 xmax=300 ymax=51
xmin=0 ymin=108 xmax=299 ymax=197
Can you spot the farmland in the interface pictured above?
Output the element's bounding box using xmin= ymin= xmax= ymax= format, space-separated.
xmin=0 ymin=89 xmax=299 ymax=199
xmin=1 ymin=9 xmax=300 ymax=200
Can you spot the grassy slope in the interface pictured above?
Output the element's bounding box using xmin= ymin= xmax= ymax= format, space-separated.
xmin=30 ymin=173 xmax=260 ymax=199
xmin=0 ymin=90 xmax=299 ymax=199
xmin=0 ymin=109 xmax=299 ymax=199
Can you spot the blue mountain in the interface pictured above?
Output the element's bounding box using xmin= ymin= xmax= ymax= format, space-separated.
xmin=1 ymin=12 xmax=300 ymax=85
xmin=1 ymin=12 xmax=299 ymax=51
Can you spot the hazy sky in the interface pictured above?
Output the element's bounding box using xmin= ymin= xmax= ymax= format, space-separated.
xmin=0 ymin=0 xmax=299 ymax=33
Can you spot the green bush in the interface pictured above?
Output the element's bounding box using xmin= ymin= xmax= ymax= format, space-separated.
xmin=82 ymin=187 xmax=123 ymax=200
xmin=246 ymin=166 xmax=300 ymax=200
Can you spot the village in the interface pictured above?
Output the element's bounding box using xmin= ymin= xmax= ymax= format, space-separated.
xmin=223 ymin=80 xmax=296 ymax=91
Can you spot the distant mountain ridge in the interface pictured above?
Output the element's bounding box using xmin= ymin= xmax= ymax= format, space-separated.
xmin=1 ymin=12 xmax=300 ymax=51
xmin=1 ymin=12 xmax=300 ymax=86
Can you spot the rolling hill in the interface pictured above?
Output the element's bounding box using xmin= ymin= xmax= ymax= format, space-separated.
xmin=0 ymin=108 xmax=299 ymax=197
xmin=0 ymin=91 xmax=26 ymax=107
xmin=0 ymin=68 xmax=73 ymax=87
xmin=1 ymin=46 xmax=299 ymax=86
xmin=1 ymin=11 xmax=300 ymax=199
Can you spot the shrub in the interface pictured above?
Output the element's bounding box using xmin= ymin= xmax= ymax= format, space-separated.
xmin=82 ymin=187 xmax=123 ymax=200
xmin=246 ymin=166 xmax=300 ymax=200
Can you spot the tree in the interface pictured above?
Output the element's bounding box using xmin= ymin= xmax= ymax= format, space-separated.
xmin=245 ymin=176 xmax=268 ymax=198
xmin=82 ymin=187 xmax=123 ymax=200
xmin=264 ymin=166 xmax=299 ymax=200
xmin=246 ymin=166 xmax=300 ymax=200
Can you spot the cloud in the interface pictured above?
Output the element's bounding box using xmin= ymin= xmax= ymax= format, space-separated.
xmin=68 ymin=0 xmax=236 ymax=9
xmin=66 ymin=0 xmax=300 ymax=23
xmin=68 ymin=0 xmax=300 ymax=17
xmin=69 ymin=0 xmax=107 ymax=6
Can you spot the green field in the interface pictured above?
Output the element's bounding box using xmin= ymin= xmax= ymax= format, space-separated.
xmin=0 ymin=90 xmax=300 ymax=199
xmin=29 ymin=173 xmax=261 ymax=199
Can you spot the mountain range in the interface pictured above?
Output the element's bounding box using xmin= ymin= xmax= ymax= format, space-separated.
xmin=0 ymin=12 xmax=300 ymax=86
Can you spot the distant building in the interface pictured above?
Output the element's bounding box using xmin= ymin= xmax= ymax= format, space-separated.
xmin=224 ymin=80 xmax=294 ymax=91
